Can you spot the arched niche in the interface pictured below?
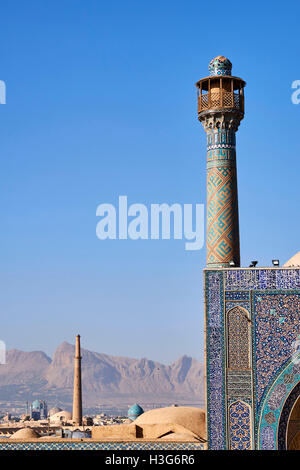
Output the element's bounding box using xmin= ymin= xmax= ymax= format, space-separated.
xmin=229 ymin=401 xmax=252 ymax=450
xmin=226 ymin=306 xmax=251 ymax=369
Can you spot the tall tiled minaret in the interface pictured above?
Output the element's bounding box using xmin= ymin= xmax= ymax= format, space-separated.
xmin=72 ymin=334 xmax=82 ymax=425
xmin=196 ymin=56 xmax=246 ymax=268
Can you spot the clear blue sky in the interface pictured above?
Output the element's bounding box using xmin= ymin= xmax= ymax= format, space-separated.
xmin=0 ymin=1 xmax=299 ymax=363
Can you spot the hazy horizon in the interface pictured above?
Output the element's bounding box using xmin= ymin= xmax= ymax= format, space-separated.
xmin=5 ymin=339 xmax=204 ymax=366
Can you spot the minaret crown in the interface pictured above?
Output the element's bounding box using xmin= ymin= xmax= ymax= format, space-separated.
xmin=209 ymin=56 xmax=232 ymax=76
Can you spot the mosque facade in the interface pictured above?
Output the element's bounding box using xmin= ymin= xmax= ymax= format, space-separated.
xmin=29 ymin=400 xmax=48 ymax=421
xmin=197 ymin=57 xmax=300 ymax=450
xmin=204 ymin=265 xmax=300 ymax=450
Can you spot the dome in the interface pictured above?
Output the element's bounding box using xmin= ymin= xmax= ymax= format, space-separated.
xmin=209 ymin=56 xmax=232 ymax=76
xmin=283 ymin=251 xmax=300 ymax=267
xmin=128 ymin=404 xmax=144 ymax=421
xmin=10 ymin=428 xmax=40 ymax=440
xmin=49 ymin=410 xmax=72 ymax=423
xmin=48 ymin=407 xmax=62 ymax=416
xmin=134 ymin=406 xmax=206 ymax=440
xmin=32 ymin=399 xmax=43 ymax=409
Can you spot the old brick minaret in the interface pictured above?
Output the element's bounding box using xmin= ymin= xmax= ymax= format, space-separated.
xmin=196 ymin=56 xmax=246 ymax=268
xmin=72 ymin=334 xmax=82 ymax=425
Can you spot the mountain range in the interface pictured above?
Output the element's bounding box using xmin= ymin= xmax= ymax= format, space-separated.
xmin=0 ymin=342 xmax=205 ymax=414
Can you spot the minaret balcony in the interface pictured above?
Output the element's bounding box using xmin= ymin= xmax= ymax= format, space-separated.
xmin=198 ymin=90 xmax=243 ymax=112
xmin=196 ymin=76 xmax=245 ymax=116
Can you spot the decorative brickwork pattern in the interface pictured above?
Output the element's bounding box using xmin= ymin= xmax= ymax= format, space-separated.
xmin=0 ymin=441 xmax=204 ymax=451
xmin=205 ymin=127 xmax=240 ymax=268
xmin=205 ymin=270 xmax=226 ymax=449
xmin=204 ymin=267 xmax=300 ymax=450
xmin=253 ymin=292 xmax=300 ymax=409
xmin=229 ymin=401 xmax=252 ymax=450
xmin=227 ymin=307 xmax=250 ymax=369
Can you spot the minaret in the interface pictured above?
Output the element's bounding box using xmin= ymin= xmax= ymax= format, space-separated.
xmin=72 ymin=334 xmax=82 ymax=425
xmin=196 ymin=56 xmax=246 ymax=268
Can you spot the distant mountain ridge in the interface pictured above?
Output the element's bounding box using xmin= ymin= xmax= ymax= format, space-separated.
xmin=0 ymin=342 xmax=205 ymax=412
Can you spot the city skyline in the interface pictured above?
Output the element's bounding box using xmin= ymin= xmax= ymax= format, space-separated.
xmin=1 ymin=1 xmax=300 ymax=363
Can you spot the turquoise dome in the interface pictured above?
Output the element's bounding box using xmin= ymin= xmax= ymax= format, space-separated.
xmin=209 ymin=56 xmax=232 ymax=76
xmin=128 ymin=404 xmax=144 ymax=421
xmin=32 ymin=400 xmax=42 ymax=409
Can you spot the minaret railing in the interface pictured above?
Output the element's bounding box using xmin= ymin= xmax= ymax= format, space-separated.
xmin=198 ymin=90 xmax=242 ymax=113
